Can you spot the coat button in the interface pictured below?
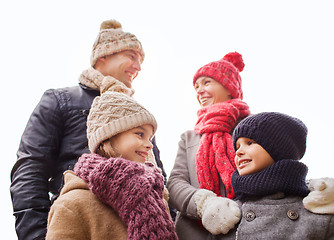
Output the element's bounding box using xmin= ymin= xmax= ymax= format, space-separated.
xmin=245 ymin=211 xmax=256 ymax=222
xmin=287 ymin=210 xmax=299 ymax=220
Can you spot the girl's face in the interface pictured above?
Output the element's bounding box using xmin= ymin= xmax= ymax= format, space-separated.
xmin=194 ymin=76 xmax=232 ymax=107
xmin=234 ymin=137 xmax=275 ymax=176
xmin=108 ymin=124 xmax=154 ymax=164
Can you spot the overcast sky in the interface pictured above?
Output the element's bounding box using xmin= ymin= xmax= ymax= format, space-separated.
xmin=1 ymin=1 xmax=333 ymax=238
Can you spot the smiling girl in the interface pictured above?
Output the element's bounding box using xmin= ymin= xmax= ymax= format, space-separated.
xmin=46 ymin=91 xmax=177 ymax=240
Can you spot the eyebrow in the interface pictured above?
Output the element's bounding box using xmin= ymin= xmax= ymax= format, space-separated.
xmin=135 ymin=126 xmax=154 ymax=137
xmin=128 ymin=50 xmax=140 ymax=57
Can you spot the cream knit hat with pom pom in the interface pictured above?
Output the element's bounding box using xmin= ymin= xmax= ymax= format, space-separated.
xmin=90 ymin=19 xmax=145 ymax=67
xmin=87 ymin=92 xmax=157 ymax=153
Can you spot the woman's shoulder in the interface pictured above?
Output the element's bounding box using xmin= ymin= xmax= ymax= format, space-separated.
xmin=180 ymin=130 xmax=201 ymax=147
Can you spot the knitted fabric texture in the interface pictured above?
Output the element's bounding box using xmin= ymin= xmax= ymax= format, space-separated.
xmin=87 ymin=92 xmax=157 ymax=153
xmin=193 ymin=52 xmax=245 ymax=99
xmin=194 ymin=99 xmax=250 ymax=199
xmin=78 ymin=67 xmax=135 ymax=96
xmin=74 ymin=153 xmax=178 ymax=240
xmin=90 ymin=19 xmax=144 ymax=67
xmin=231 ymin=159 xmax=310 ymax=200
xmin=232 ymin=112 xmax=308 ymax=161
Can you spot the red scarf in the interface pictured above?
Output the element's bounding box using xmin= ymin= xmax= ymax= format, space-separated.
xmin=194 ymin=99 xmax=250 ymax=199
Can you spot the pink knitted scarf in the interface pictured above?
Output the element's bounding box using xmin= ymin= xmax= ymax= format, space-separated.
xmin=194 ymin=99 xmax=250 ymax=199
xmin=74 ymin=153 xmax=177 ymax=240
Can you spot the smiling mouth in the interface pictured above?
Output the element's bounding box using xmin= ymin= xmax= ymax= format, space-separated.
xmin=126 ymin=71 xmax=136 ymax=80
xmin=127 ymin=73 xmax=134 ymax=79
xmin=238 ymin=159 xmax=252 ymax=168
xmin=199 ymin=97 xmax=211 ymax=105
xmin=136 ymin=151 xmax=148 ymax=160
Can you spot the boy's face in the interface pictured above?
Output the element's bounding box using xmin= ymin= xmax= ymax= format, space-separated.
xmin=96 ymin=50 xmax=142 ymax=88
xmin=235 ymin=137 xmax=275 ymax=175
xmin=194 ymin=76 xmax=232 ymax=107
xmin=108 ymin=124 xmax=154 ymax=164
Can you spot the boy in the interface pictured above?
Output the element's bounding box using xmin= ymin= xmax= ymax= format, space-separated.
xmin=227 ymin=112 xmax=334 ymax=239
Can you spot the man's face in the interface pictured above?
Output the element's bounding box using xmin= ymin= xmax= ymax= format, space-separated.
xmin=97 ymin=50 xmax=142 ymax=88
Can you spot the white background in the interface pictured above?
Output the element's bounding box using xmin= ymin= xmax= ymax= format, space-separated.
xmin=1 ymin=1 xmax=333 ymax=238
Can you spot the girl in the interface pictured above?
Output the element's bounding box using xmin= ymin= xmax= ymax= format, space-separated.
xmin=46 ymin=91 xmax=177 ymax=240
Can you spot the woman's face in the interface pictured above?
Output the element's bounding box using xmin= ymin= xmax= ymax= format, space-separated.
xmin=194 ymin=76 xmax=232 ymax=107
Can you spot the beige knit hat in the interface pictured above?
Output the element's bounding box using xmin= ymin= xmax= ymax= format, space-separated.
xmin=87 ymin=92 xmax=157 ymax=153
xmin=90 ymin=19 xmax=145 ymax=67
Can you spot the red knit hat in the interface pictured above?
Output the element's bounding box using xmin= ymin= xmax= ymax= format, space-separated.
xmin=193 ymin=52 xmax=245 ymax=99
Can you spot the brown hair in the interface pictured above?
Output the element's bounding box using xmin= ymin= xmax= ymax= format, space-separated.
xmin=96 ymin=140 xmax=121 ymax=159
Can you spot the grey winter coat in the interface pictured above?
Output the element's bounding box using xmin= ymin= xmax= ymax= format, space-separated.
xmin=220 ymin=192 xmax=334 ymax=240
xmin=167 ymin=130 xmax=228 ymax=239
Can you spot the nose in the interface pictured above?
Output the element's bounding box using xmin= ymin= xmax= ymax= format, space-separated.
xmin=236 ymin=146 xmax=244 ymax=157
xmin=145 ymin=139 xmax=153 ymax=150
xmin=196 ymin=85 xmax=205 ymax=95
xmin=133 ymin=59 xmax=141 ymax=72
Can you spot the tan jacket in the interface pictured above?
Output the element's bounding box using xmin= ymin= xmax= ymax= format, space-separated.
xmin=46 ymin=170 xmax=127 ymax=240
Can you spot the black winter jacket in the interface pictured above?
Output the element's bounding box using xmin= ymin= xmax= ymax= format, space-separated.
xmin=10 ymin=84 xmax=166 ymax=240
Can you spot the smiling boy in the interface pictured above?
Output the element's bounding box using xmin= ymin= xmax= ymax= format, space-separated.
xmin=224 ymin=112 xmax=334 ymax=239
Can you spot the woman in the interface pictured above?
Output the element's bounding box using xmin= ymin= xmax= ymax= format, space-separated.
xmin=167 ymin=52 xmax=250 ymax=239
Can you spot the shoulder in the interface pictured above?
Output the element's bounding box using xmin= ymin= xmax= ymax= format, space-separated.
xmin=180 ymin=130 xmax=201 ymax=147
xmin=53 ymin=172 xmax=120 ymax=220
xmin=44 ymin=84 xmax=99 ymax=101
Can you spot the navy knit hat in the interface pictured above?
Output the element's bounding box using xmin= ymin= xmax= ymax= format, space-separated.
xmin=232 ymin=112 xmax=308 ymax=161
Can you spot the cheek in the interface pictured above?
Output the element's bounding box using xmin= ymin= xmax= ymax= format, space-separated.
xmin=234 ymin=155 xmax=238 ymax=166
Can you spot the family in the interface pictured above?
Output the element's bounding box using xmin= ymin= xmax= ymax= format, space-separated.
xmin=10 ymin=19 xmax=334 ymax=240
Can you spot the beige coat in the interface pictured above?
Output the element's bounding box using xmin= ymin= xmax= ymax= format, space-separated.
xmin=46 ymin=170 xmax=127 ymax=240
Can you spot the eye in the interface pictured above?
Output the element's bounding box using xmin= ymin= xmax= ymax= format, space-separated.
xmin=204 ymin=80 xmax=211 ymax=85
xmin=247 ymin=140 xmax=255 ymax=145
xmin=135 ymin=132 xmax=144 ymax=137
xmin=126 ymin=52 xmax=135 ymax=60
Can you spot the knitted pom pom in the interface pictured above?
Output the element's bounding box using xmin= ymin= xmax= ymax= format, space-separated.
xmin=222 ymin=52 xmax=245 ymax=72
xmin=100 ymin=19 xmax=122 ymax=30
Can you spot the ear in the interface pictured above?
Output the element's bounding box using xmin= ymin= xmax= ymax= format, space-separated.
xmin=94 ymin=56 xmax=108 ymax=71
xmin=97 ymin=56 xmax=107 ymax=63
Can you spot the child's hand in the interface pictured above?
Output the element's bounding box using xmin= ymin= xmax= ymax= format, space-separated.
xmin=195 ymin=189 xmax=241 ymax=235
xmin=303 ymin=177 xmax=334 ymax=214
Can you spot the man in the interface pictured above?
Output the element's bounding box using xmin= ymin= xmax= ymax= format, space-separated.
xmin=10 ymin=19 xmax=167 ymax=240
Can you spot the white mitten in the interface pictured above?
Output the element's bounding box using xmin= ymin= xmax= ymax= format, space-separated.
xmin=303 ymin=177 xmax=334 ymax=214
xmin=194 ymin=189 xmax=241 ymax=235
